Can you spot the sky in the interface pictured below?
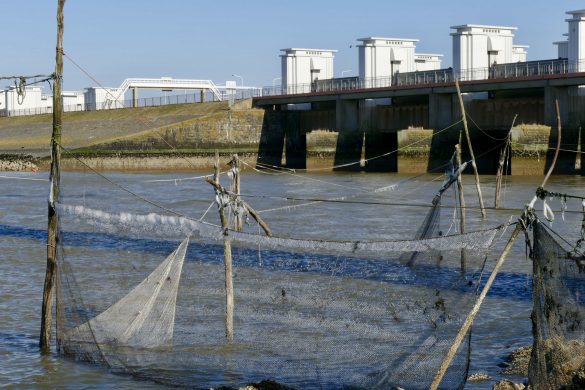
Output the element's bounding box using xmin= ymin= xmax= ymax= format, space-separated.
xmin=1 ymin=0 xmax=584 ymax=92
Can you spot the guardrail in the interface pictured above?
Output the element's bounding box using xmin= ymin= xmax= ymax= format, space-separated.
xmin=259 ymin=58 xmax=585 ymax=97
xmin=0 ymin=89 xmax=263 ymax=117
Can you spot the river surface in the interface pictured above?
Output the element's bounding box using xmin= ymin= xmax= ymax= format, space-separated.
xmin=1 ymin=170 xmax=584 ymax=389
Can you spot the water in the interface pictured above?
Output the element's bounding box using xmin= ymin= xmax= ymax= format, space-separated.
xmin=1 ymin=170 xmax=584 ymax=389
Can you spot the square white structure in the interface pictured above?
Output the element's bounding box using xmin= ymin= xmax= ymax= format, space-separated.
xmin=566 ymin=10 xmax=585 ymax=71
xmin=85 ymin=87 xmax=124 ymax=110
xmin=358 ymin=37 xmax=419 ymax=87
xmin=414 ymin=53 xmax=444 ymax=72
xmin=2 ymin=86 xmax=46 ymax=116
xmin=451 ymin=24 xmax=528 ymax=80
xmin=553 ymin=40 xmax=569 ymax=59
xmin=280 ymin=48 xmax=336 ymax=94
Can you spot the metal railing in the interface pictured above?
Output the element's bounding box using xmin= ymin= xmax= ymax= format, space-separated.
xmin=260 ymin=58 xmax=585 ymax=98
xmin=0 ymin=88 xmax=262 ymax=117
xmin=109 ymin=77 xmax=224 ymax=103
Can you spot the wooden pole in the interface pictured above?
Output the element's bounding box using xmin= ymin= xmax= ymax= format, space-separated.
xmin=455 ymin=141 xmax=466 ymax=273
xmin=495 ymin=115 xmax=517 ymax=209
xmin=214 ymin=152 xmax=234 ymax=343
xmin=230 ymin=154 xmax=243 ymax=231
xmin=455 ymin=79 xmax=487 ymax=219
xmin=208 ymin=153 xmax=273 ymax=342
xmin=40 ymin=0 xmax=65 ymax=352
xmin=430 ymin=100 xmax=563 ymax=390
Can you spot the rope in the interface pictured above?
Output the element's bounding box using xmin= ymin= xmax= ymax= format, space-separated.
xmin=255 ymin=161 xmax=370 ymax=193
xmin=253 ymin=119 xmax=463 ymax=173
xmin=65 ymin=51 xmax=221 ymax=172
xmin=511 ymin=141 xmax=585 ymax=155
xmin=239 ymin=159 xmax=287 ymax=176
xmin=56 ymin=142 xmax=210 ymax=222
xmin=144 ymin=172 xmax=226 ymax=183
xmin=63 ymin=53 xmax=122 ymax=106
xmin=198 ymin=201 xmax=216 ymax=222
xmin=466 ymin=113 xmax=511 ymax=141
xmin=536 ymin=187 xmax=585 ymax=201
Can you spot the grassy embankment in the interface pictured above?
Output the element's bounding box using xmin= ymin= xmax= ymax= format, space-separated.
xmin=0 ymin=101 xmax=265 ymax=169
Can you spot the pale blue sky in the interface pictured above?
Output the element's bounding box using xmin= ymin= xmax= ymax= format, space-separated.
xmin=1 ymin=1 xmax=583 ymax=91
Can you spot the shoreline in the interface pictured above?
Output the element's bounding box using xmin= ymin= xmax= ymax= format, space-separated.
xmin=0 ymin=152 xmax=571 ymax=176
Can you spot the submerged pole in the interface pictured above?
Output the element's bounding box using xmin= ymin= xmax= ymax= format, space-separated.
xmin=40 ymin=0 xmax=65 ymax=352
xmin=455 ymin=79 xmax=487 ymax=219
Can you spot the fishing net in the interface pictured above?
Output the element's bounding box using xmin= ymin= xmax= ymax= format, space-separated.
xmin=54 ymin=170 xmax=506 ymax=390
xmin=528 ymin=221 xmax=585 ymax=390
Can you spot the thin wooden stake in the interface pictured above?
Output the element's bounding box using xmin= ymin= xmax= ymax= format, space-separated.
xmin=213 ymin=152 xmax=234 ymax=343
xmin=208 ymin=153 xmax=272 ymax=342
xmin=455 ymin=140 xmax=466 ymax=273
xmin=495 ymin=115 xmax=516 ymax=209
xmin=455 ymin=79 xmax=487 ymax=219
xmin=40 ymin=0 xmax=65 ymax=352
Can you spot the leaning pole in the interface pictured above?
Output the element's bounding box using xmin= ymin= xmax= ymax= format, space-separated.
xmin=40 ymin=0 xmax=65 ymax=352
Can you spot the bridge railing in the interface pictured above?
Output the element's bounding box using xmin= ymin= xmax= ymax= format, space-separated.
xmin=260 ymin=58 xmax=585 ymax=98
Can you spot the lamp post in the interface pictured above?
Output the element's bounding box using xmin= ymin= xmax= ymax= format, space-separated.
xmin=272 ymin=77 xmax=281 ymax=94
xmin=341 ymin=69 xmax=352 ymax=77
xmin=232 ymin=74 xmax=243 ymax=87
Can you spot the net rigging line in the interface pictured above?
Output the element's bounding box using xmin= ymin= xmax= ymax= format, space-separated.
xmin=55 ymin=139 xmax=525 ymax=232
xmin=253 ymin=173 xmax=445 ymax=214
xmin=253 ymin=135 xmax=510 ymax=214
xmin=510 ymin=140 xmax=585 ymax=155
xmin=56 ymin=141 xmax=211 ymax=223
xmin=252 ymin=118 xmax=464 ymax=173
xmin=465 ymin=113 xmax=512 ymax=141
xmin=240 ymin=119 xmax=466 ymax=196
xmin=144 ymin=171 xmax=228 ymax=184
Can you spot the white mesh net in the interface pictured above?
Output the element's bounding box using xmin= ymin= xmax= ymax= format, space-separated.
xmin=54 ymin=169 xmax=507 ymax=389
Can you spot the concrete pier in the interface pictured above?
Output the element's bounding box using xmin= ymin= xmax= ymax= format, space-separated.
xmin=254 ymin=73 xmax=585 ymax=175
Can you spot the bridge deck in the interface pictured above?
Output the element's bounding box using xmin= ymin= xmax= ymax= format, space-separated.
xmin=253 ymin=72 xmax=585 ymax=106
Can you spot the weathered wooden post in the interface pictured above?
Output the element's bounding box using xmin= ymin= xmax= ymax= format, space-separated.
xmin=40 ymin=0 xmax=65 ymax=352
xmin=207 ymin=153 xmax=272 ymax=343
xmin=455 ymin=79 xmax=487 ymax=219
xmin=230 ymin=154 xmax=243 ymax=231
